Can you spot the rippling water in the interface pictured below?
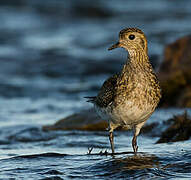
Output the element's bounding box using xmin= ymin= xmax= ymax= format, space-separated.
xmin=0 ymin=124 xmax=191 ymax=179
xmin=0 ymin=0 xmax=191 ymax=179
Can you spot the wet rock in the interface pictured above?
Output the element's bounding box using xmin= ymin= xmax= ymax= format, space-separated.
xmin=43 ymin=110 xmax=191 ymax=145
xmin=42 ymin=108 xmax=160 ymax=134
xmin=42 ymin=103 xmax=191 ymax=145
xmin=159 ymin=35 xmax=191 ymax=107
xmin=156 ymin=111 xmax=191 ymax=143
xmin=42 ymin=109 xmax=107 ymax=131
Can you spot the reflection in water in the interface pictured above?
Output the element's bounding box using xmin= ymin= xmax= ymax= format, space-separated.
xmin=86 ymin=152 xmax=164 ymax=179
xmin=86 ymin=150 xmax=191 ymax=179
xmin=113 ymin=153 xmax=159 ymax=170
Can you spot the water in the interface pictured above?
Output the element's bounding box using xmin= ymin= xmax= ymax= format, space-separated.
xmin=0 ymin=0 xmax=191 ymax=179
xmin=0 ymin=126 xmax=191 ymax=179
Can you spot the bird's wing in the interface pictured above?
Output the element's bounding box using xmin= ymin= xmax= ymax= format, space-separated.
xmin=94 ymin=74 xmax=119 ymax=108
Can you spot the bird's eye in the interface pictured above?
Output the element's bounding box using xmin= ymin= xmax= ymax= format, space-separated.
xmin=129 ymin=34 xmax=135 ymax=40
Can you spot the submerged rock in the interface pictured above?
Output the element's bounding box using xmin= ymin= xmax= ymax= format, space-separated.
xmin=43 ymin=109 xmax=107 ymax=131
xmin=43 ymin=109 xmax=191 ymax=144
xmin=42 ymin=108 xmax=160 ymax=133
xmin=156 ymin=111 xmax=191 ymax=143
xmin=159 ymin=35 xmax=191 ymax=107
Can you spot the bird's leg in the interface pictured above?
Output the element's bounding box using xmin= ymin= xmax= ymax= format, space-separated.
xmin=109 ymin=131 xmax=115 ymax=154
xmin=132 ymin=134 xmax=138 ymax=154
xmin=132 ymin=121 xmax=145 ymax=154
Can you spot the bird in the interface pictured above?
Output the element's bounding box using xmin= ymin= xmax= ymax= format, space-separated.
xmin=86 ymin=27 xmax=161 ymax=154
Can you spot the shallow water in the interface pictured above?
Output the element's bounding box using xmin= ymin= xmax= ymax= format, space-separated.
xmin=0 ymin=109 xmax=191 ymax=179
xmin=0 ymin=131 xmax=191 ymax=179
xmin=0 ymin=0 xmax=191 ymax=179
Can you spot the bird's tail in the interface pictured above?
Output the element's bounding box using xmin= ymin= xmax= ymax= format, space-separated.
xmin=84 ymin=96 xmax=96 ymax=103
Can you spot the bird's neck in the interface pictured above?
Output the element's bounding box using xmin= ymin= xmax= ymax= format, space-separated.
xmin=122 ymin=49 xmax=151 ymax=72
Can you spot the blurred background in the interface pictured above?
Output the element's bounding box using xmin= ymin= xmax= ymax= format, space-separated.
xmin=0 ymin=0 xmax=191 ymax=127
xmin=0 ymin=0 xmax=191 ymax=179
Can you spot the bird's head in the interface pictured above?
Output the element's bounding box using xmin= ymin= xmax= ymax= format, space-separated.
xmin=108 ymin=28 xmax=148 ymax=53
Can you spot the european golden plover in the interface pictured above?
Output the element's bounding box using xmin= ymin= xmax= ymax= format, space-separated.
xmin=87 ymin=27 xmax=161 ymax=154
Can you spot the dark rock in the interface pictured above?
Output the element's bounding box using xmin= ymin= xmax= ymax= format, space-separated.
xmin=43 ymin=109 xmax=191 ymax=143
xmin=43 ymin=108 xmax=191 ymax=144
xmin=42 ymin=109 xmax=107 ymax=131
xmin=158 ymin=35 xmax=191 ymax=107
xmin=42 ymin=108 xmax=160 ymax=134
xmin=156 ymin=111 xmax=191 ymax=143
xmin=160 ymin=35 xmax=191 ymax=73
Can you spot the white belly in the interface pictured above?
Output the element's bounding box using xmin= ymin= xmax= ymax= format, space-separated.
xmin=95 ymin=100 xmax=155 ymax=130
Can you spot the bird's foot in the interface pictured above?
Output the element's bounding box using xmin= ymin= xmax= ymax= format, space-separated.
xmin=99 ymin=149 xmax=109 ymax=156
xmin=133 ymin=145 xmax=138 ymax=154
xmin=87 ymin=147 xmax=94 ymax=155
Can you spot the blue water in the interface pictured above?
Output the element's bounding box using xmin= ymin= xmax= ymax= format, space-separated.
xmin=0 ymin=0 xmax=191 ymax=179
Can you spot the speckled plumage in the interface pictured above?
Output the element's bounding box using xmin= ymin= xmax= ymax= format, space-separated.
xmin=87 ymin=27 xmax=161 ymax=154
